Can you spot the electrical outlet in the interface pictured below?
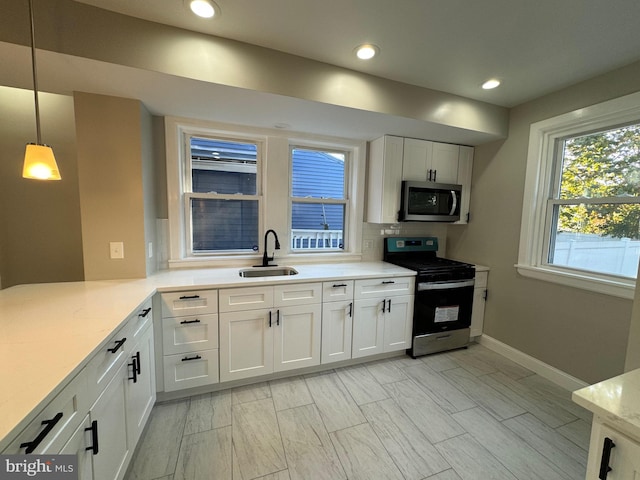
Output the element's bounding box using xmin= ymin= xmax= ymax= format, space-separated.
xmin=110 ymin=242 xmax=124 ymax=259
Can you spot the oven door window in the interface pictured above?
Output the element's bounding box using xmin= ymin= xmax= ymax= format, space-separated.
xmin=414 ymin=283 xmax=473 ymax=334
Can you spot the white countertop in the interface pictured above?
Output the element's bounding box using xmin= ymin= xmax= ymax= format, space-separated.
xmin=0 ymin=261 xmax=414 ymax=449
xmin=572 ymin=368 xmax=640 ymax=441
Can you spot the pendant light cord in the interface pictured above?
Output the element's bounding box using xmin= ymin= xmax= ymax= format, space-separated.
xmin=28 ymin=0 xmax=42 ymax=145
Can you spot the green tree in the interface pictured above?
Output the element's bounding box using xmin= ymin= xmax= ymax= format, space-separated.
xmin=558 ymin=124 xmax=640 ymax=239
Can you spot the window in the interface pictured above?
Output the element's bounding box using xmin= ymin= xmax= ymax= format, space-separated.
xmin=290 ymin=147 xmax=347 ymax=251
xmin=518 ymin=91 xmax=640 ymax=299
xmin=185 ymin=136 xmax=261 ymax=254
xmin=165 ymin=117 xmax=366 ymax=266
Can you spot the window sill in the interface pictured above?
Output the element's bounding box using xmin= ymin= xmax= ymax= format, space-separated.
xmin=515 ymin=264 xmax=634 ymax=299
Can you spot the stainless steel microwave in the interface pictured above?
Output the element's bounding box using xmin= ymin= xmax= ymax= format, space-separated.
xmin=399 ymin=181 xmax=462 ymax=222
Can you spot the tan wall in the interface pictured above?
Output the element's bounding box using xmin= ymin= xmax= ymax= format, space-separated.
xmin=447 ymin=61 xmax=640 ymax=384
xmin=74 ymin=92 xmax=147 ymax=280
xmin=0 ymin=86 xmax=84 ymax=288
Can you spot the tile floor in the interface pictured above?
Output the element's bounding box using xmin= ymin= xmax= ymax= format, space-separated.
xmin=124 ymin=343 xmax=592 ymax=480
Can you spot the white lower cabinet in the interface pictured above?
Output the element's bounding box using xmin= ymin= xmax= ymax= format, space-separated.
xmin=586 ymin=418 xmax=640 ymax=479
xmin=90 ymin=361 xmax=130 ymax=480
xmin=352 ymin=277 xmax=414 ymax=359
xmin=59 ymin=415 xmax=94 ymax=480
xmin=471 ymin=270 xmax=488 ymax=337
xmin=321 ymin=299 xmax=353 ymax=364
xmin=219 ymin=283 xmax=322 ymax=382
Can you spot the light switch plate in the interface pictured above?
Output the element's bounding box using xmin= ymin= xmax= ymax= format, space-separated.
xmin=110 ymin=241 xmax=124 ymax=259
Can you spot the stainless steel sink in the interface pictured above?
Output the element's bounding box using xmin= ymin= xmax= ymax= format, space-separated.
xmin=239 ymin=266 xmax=298 ymax=278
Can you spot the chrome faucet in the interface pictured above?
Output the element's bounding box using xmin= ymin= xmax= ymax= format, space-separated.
xmin=262 ymin=229 xmax=281 ymax=267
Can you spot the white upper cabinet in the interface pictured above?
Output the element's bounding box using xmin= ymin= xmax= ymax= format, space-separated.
xmin=366 ymin=135 xmax=404 ymax=224
xmin=367 ymin=135 xmax=474 ymax=224
xmin=403 ymin=138 xmax=458 ymax=184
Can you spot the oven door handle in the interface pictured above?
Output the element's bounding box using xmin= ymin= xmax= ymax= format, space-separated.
xmin=418 ymin=280 xmax=475 ymax=291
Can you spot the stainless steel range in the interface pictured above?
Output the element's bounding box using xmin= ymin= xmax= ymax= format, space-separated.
xmin=383 ymin=237 xmax=475 ymax=357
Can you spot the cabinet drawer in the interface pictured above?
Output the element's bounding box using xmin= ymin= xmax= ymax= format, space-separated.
xmin=322 ymin=281 xmax=354 ymax=302
xmin=163 ymin=348 xmax=219 ymax=392
xmin=274 ymin=283 xmax=321 ymax=307
xmin=86 ymin=320 xmax=132 ymax=405
xmin=475 ymin=271 xmax=488 ymax=288
xmin=160 ymin=290 xmax=218 ymax=317
xmin=162 ymin=313 xmax=218 ymax=355
xmin=219 ymin=286 xmax=273 ymax=313
xmin=354 ymin=277 xmax=415 ymax=299
xmin=131 ymin=298 xmax=153 ymax=342
xmin=4 ymin=369 xmax=88 ymax=454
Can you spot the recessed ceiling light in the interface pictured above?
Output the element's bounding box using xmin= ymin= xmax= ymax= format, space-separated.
xmin=482 ymin=78 xmax=501 ymax=90
xmin=189 ymin=0 xmax=217 ymax=18
xmin=355 ymin=44 xmax=379 ymax=60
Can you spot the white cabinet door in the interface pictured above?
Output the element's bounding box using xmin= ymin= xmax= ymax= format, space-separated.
xmin=366 ymin=135 xmax=404 ymax=223
xmin=454 ymin=145 xmax=474 ymax=224
xmin=219 ymin=309 xmax=274 ymax=382
xmin=125 ymin=324 xmax=156 ymax=447
xmin=586 ymin=421 xmax=640 ymax=479
xmin=321 ymin=300 xmax=353 ymax=364
xmin=161 ymin=313 xmax=218 ymax=355
xmin=59 ymin=415 xmax=94 ymax=480
xmin=160 ymin=290 xmax=218 ymax=317
xmin=90 ymin=362 xmax=129 ymax=480
xmin=163 ymin=348 xmax=219 ymax=392
xmin=274 ymin=304 xmax=321 ymax=372
xmin=431 ymin=142 xmax=460 ymax=184
xmin=352 ymin=298 xmax=386 ymax=358
xmin=402 ymin=138 xmax=433 ymax=181
xmin=383 ymin=295 xmax=413 ymax=352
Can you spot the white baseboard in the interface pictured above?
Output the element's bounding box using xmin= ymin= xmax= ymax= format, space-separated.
xmin=477 ymin=334 xmax=589 ymax=392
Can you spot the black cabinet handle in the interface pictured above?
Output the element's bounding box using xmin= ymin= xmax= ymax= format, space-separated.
xmin=180 ymin=318 xmax=201 ymax=325
xmin=20 ymin=412 xmax=63 ymax=453
xmin=128 ymin=356 xmax=138 ymax=383
xmin=139 ymin=307 xmax=151 ymax=318
xmin=269 ymin=311 xmax=272 ymax=327
xmin=332 ymin=283 xmax=347 ymax=288
xmin=107 ymin=337 xmax=127 ymax=353
xmin=348 ymin=302 xmax=353 ymax=317
xmin=134 ymin=351 xmax=141 ymax=375
xmin=599 ymin=437 xmax=615 ymax=479
xmin=382 ymin=280 xmax=395 ymax=284
xmin=387 ymin=299 xmax=392 ymax=313
xmin=277 ymin=309 xmax=280 ymax=326
xmin=85 ymin=420 xmax=99 ymax=455
xmin=381 ymin=300 xmax=386 ymax=313
xmin=182 ymin=355 xmax=202 ymax=362
xmin=179 ymin=295 xmax=200 ymax=300
xmin=427 ymin=169 xmax=433 ymax=181
xmin=433 ymin=170 xmax=437 ymax=182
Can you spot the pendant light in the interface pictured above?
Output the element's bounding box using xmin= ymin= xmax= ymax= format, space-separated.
xmin=22 ymin=0 xmax=61 ymax=181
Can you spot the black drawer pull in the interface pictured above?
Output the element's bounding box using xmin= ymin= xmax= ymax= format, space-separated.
xmin=382 ymin=280 xmax=395 ymax=284
xmin=180 ymin=318 xmax=202 ymax=325
xmin=107 ymin=337 xmax=127 ymax=353
xmin=182 ymin=355 xmax=202 ymax=362
xmin=20 ymin=412 xmax=63 ymax=453
xmin=139 ymin=307 xmax=151 ymax=318
xmin=85 ymin=420 xmax=99 ymax=455
xmin=179 ymin=295 xmax=200 ymax=300
xmin=332 ymin=283 xmax=347 ymax=288
xmin=599 ymin=437 xmax=615 ymax=479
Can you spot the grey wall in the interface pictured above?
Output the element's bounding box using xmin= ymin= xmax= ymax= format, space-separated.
xmin=447 ymin=61 xmax=640 ymax=384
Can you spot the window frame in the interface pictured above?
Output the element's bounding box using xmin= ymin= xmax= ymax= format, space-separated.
xmin=165 ymin=117 xmax=366 ymax=268
xmin=289 ymin=144 xmax=350 ymax=253
xmin=517 ymin=91 xmax=640 ymax=299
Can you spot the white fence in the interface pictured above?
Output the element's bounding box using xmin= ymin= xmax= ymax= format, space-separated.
xmin=292 ymin=229 xmax=343 ymax=250
xmin=553 ymin=233 xmax=640 ymax=278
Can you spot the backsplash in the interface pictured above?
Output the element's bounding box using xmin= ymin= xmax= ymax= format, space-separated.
xmin=361 ymin=222 xmax=448 ymax=261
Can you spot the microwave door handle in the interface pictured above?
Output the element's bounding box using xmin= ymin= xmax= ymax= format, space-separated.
xmin=449 ymin=190 xmax=458 ymax=216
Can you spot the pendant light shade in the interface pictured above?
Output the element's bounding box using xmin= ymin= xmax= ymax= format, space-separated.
xmin=22 ymin=0 xmax=61 ymax=181
xmin=23 ymin=143 xmax=61 ymax=180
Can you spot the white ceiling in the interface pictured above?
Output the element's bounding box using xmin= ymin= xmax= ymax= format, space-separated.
xmin=73 ymin=0 xmax=640 ymax=108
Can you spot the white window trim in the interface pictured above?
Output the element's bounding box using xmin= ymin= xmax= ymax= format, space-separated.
xmin=517 ymin=91 xmax=640 ymax=299
xmin=165 ymin=116 xmax=365 ymax=268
